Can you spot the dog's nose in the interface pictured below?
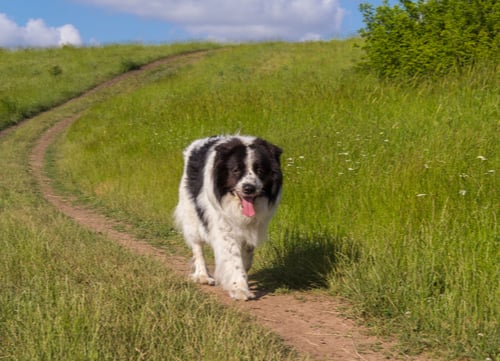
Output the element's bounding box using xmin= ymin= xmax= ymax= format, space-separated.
xmin=242 ymin=184 xmax=256 ymax=195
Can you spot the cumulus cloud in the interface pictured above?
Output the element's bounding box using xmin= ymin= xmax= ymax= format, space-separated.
xmin=57 ymin=24 xmax=84 ymax=46
xmin=78 ymin=0 xmax=345 ymax=41
xmin=0 ymin=13 xmax=82 ymax=48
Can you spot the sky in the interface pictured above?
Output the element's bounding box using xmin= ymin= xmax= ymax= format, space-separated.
xmin=0 ymin=0 xmax=387 ymax=47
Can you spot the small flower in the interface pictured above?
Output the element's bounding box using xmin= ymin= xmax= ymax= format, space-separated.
xmin=416 ymin=193 xmax=428 ymax=197
xmin=477 ymin=333 xmax=484 ymax=337
xmin=459 ymin=189 xmax=467 ymax=196
xmin=477 ymin=155 xmax=487 ymax=161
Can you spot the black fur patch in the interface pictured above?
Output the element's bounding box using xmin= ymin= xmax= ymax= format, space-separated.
xmin=249 ymin=138 xmax=283 ymax=205
xmin=185 ymin=136 xmax=219 ymax=228
xmin=213 ymin=138 xmax=247 ymax=202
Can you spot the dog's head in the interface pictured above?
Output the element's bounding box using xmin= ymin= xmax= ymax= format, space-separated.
xmin=213 ymin=137 xmax=282 ymax=217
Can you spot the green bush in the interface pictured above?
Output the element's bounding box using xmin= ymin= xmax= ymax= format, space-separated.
xmin=359 ymin=0 xmax=500 ymax=77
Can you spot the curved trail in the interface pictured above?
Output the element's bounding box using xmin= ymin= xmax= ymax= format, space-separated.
xmin=26 ymin=52 xmax=422 ymax=361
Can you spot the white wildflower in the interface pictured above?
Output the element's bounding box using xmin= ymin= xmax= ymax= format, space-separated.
xmin=477 ymin=155 xmax=487 ymax=161
xmin=459 ymin=190 xmax=467 ymax=196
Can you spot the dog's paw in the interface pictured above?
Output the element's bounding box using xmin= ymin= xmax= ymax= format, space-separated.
xmin=191 ymin=273 xmax=215 ymax=286
xmin=229 ymin=287 xmax=255 ymax=301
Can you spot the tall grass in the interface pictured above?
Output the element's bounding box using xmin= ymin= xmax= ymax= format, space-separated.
xmin=0 ymin=43 xmax=219 ymax=130
xmin=52 ymin=41 xmax=498 ymax=360
xmin=0 ymin=47 xmax=299 ymax=361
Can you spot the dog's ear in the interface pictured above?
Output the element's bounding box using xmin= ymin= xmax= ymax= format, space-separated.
xmin=252 ymin=138 xmax=283 ymax=165
xmin=269 ymin=144 xmax=283 ymax=164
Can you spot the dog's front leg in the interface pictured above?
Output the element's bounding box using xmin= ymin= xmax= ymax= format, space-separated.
xmin=242 ymin=243 xmax=255 ymax=272
xmin=213 ymin=235 xmax=254 ymax=300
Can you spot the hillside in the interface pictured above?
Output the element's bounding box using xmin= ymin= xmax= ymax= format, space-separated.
xmin=1 ymin=42 xmax=498 ymax=360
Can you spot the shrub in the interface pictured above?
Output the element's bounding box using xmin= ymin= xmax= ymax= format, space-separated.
xmin=359 ymin=0 xmax=500 ymax=77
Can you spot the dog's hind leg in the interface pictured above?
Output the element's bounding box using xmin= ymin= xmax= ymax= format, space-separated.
xmin=190 ymin=242 xmax=215 ymax=285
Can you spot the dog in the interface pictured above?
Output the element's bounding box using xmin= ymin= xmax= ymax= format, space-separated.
xmin=174 ymin=135 xmax=282 ymax=300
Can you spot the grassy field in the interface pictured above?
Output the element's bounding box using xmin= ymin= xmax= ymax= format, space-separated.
xmin=50 ymin=40 xmax=499 ymax=360
xmin=0 ymin=42 xmax=219 ymax=130
xmin=0 ymin=46 xmax=299 ymax=361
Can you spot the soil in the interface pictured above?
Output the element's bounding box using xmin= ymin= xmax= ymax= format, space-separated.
xmin=19 ymin=52 xmax=429 ymax=361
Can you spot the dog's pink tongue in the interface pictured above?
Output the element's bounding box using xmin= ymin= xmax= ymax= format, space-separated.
xmin=241 ymin=198 xmax=255 ymax=217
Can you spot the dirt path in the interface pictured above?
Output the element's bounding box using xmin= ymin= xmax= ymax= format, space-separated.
xmin=25 ymin=53 xmax=425 ymax=361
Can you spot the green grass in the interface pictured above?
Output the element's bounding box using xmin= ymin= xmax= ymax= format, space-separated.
xmin=0 ymin=43 xmax=220 ymax=130
xmin=51 ymin=40 xmax=499 ymax=360
xmin=0 ymin=46 xmax=300 ymax=361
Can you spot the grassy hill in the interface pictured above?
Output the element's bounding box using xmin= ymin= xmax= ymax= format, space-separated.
xmin=1 ymin=41 xmax=498 ymax=360
xmin=0 ymin=43 xmax=219 ymax=130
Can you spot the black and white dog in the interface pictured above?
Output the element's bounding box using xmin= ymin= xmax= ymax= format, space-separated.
xmin=174 ymin=135 xmax=282 ymax=300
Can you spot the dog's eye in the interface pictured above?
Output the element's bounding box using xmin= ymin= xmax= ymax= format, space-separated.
xmin=231 ymin=167 xmax=241 ymax=175
xmin=255 ymin=164 xmax=270 ymax=177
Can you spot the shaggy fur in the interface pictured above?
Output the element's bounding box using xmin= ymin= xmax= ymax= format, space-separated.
xmin=174 ymin=135 xmax=282 ymax=300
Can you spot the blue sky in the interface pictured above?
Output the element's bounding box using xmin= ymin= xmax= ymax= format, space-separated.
xmin=0 ymin=0 xmax=387 ymax=47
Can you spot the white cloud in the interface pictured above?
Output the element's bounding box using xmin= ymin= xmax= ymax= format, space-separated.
xmin=78 ymin=0 xmax=345 ymax=41
xmin=58 ymin=24 xmax=83 ymax=46
xmin=0 ymin=13 xmax=82 ymax=48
